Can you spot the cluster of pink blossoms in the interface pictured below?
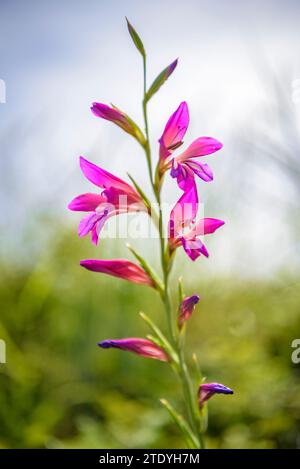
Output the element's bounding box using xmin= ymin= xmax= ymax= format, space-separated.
xmin=68 ymin=99 xmax=232 ymax=410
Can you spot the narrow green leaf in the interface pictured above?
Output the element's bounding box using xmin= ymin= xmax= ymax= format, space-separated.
xmin=140 ymin=311 xmax=177 ymax=363
xmin=160 ymin=398 xmax=199 ymax=449
xmin=127 ymin=173 xmax=151 ymax=210
xmin=146 ymin=334 xmax=164 ymax=349
xmin=126 ymin=18 xmax=145 ymax=57
xmin=178 ymin=276 xmax=185 ymax=304
xmin=126 ymin=244 xmax=164 ymax=294
xmin=145 ymin=58 xmax=178 ymax=102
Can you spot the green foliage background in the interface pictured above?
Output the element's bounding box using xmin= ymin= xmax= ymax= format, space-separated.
xmin=0 ymin=227 xmax=299 ymax=449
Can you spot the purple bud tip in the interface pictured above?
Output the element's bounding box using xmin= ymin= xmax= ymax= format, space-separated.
xmin=98 ymin=340 xmax=113 ymax=349
xmin=190 ymin=295 xmax=200 ymax=304
xmin=202 ymin=383 xmax=234 ymax=395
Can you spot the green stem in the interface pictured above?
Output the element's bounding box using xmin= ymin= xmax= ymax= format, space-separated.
xmin=142 ymin=55 xmax=155 ymax=191
xmin=141 ymin=54 xmax=204 ymax=449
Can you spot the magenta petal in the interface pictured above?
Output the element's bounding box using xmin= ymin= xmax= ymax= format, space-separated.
xmin=170 ymin=160 xmax=195 ymax=191
xmin=91 ymin=102 xmax=126 ymax=123
xmin=79 ymin=156 xmax=131 ymax=192
xmin=68 ymin=193 xmax=105 ymax=212
xmin=178 ymin=295 xmax=200 ymax=328
xmin=98 ymin=338 xmax=169 ymax=362
xmin=78 ymin=212 xmax=100 ymax=237
xmin=80 ymin=259 xmax=154 ymax=287
xmin=78 ymin=209 xmax=109 ymax=239
xmin=195 ymin=218 xmax=225 ymax=236
xmin=181 ymin=236 xmax=209 ymax=261
xmin=159 ymin=102 xmax=190 ymax=152
xmin=91 ymin=226 xmax=99 ymax=245
xmin=169 ymin=181 xmax=198 ymax=239
xmin=177 ymin=137 xmax=223 ymax=161
xmin=187 ymin=161 xmax=214 ymax=182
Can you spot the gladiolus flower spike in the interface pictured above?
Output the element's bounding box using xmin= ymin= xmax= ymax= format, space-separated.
xmin=68 ymin=19 xmax=232 ymax=450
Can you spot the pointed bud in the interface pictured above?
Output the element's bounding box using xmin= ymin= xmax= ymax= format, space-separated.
xmin=178 ymin=295 xmax=199 ymax=329
xmin=98 ymin=338 xmax=169 ymax=362
xmin=198 ymin=382 xmax=234 ymax=409
xmin=91 ymin=102 xmax=145 ymax=145
xmin=80 ymin=259 xmax=155 ymax=288
xmin=145 ymin=58 xmax=178 ymax=103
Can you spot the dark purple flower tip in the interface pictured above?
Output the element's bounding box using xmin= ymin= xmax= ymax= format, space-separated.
xmin=166 ymin=58 xmax=178 ymax=77
xmin=198 ymin=382 xmax=234 ymax=409
xmin=178 ymin=294 xmax=200 ymax=329
xmin=189 ymin=295 xmax=200 ymax=305
xmin=98 ymin=340 xmax=114 ymax=349
xmin=202 ymin=383 xmax=234 ymax=395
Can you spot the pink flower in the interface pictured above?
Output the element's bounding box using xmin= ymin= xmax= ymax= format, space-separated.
xmin=159 ymin=102 xmax=222 ymax=191
xmin=80 ymin=258 xmax=155 ymax=287
xmin=91 ymin=102 xmax=145 ymax=144
xmin=198 ymin=382 xmax=234 ymax=409
xmin=98 ymin=338 xmax=169 ymax=362
xmin=68 ymin=156 xmax=147 ymax=245
xmin=178 ymin=295 xmax=200 ymax=329
xmin=168 ymin=182 xmax=224 ymax=261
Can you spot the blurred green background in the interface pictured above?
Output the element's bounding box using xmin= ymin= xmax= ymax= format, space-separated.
xmin=0 ymin=227 xmax=299 ymax=449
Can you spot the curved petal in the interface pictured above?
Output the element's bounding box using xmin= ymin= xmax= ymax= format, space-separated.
xmin=194 ymin=218 xmax=225 ymax=236
xmin=159 ymin=102 xmax=189 ymax=153
xmin=181 ymin=236 xmax=209 ymax=261
xmin=78 ymin=212 xmax=101 ymax=237
xmin=169 ymin=181 xmax=198 ymax=239
xmin=170 ymin=160 xmax=195 ymax=191
xmin=78 ymin=210 xmax=109 ymax=239
xmin=79 ymin=156 xmax=133 ymax=193
xmin=68 ymin=193 xmax=106 ymax=211
xmin=187 ymin=161 xmax=213 ymax=182
xmin=177 ymin=137 xmax=223 ymax=161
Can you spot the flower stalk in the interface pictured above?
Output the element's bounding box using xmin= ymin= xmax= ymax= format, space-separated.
xmin=69 ymin=18 xmax=233 ymax=449
xmin=141 ymin=57 xmax=205 ymax=449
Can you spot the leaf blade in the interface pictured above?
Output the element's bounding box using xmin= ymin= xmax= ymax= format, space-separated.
xmin=126 ymin=17 xmax=146 ymax=57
